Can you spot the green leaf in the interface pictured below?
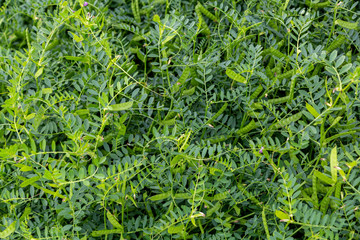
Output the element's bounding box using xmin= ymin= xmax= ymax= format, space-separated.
xmin=207 ymin=201 xmax=221 ymax=217
xmin=153 ymin=14 xmax=161 ymax=24
xmin=25 ymin=113 xmax=36 ymax=120
xmin=160 ymin=117 xmax=176 ymax=126
xmin=20 ymin=176 xmax=40 ymax=187
xmin=327 ymin=116 xmax=342 ymax=132
xmin=339 ymin=63 xmax=352 ymax=75
xmin=42 ymin=88 xmax=52 ymax=94
xmin=275 ymin=210 xmax=290 ymax=221
xmin=61 ymin=1 xmax=68 ymax=7
xmin=162 ymin=33 xmax=176 ymax=45
xmin=168 ymin=224 xmax=184 ymax=234
xmin=325 ymin=66 xmax=337 ymax=75
xmin=40 ymin=187 xmax=67 ymax=200
xmin=329 ymin=50 xmax=337 ymax=63
xmin=35 ymin=67 xmax=44 ymax=78
xmin=335 ymin=55 xmax=345 ymax=68
xmin=69 ymin=31 xmax=84 ymax=42
xmin=33 ymin=106 xmax=45 ymax=131
xmin=212 ymin=192 xmax=228 ymax=200
xmin=306 ymin=102 xmax=320 ymax=118
xmin=20 ymin=165 xmax=33 ymax=172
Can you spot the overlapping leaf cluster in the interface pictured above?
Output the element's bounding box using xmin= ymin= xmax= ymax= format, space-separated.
xmin=0 ymin=0 xmax=360 ymax=239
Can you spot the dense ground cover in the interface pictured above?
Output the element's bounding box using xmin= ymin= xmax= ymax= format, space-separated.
xmin=1 ymin=0 xmax=360 ymax=239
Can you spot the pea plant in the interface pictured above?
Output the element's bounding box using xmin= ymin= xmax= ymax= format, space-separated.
xmin=0 ymin=0 xmax=360 ymax=239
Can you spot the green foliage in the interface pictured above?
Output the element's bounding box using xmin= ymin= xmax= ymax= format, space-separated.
xmin=1 ymin=0 xmax=360 ymax=239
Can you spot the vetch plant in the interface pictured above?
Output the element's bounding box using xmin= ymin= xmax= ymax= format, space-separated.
xmin=0 ymin=0 xmax=360 ymax=239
